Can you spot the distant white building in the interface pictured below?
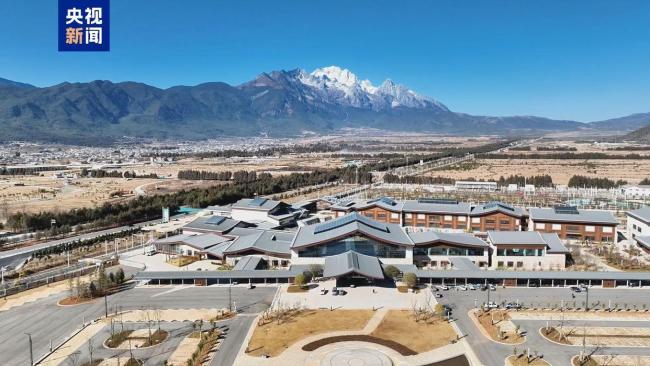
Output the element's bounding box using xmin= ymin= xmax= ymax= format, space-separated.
xmin=620 ymin=185 xmax=650 ymax=198
xmin=455 ymin=181 xmax=497 ymax=191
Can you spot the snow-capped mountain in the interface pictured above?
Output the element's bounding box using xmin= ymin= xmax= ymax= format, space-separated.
xmin=243 ymin=66 xmax=448 ymax=112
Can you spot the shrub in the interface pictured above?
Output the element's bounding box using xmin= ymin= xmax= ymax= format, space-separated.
xmin=403 ymin=272 xmax=418 ymax=288
xmin=384 ymin=265 xmax=400 ymax=279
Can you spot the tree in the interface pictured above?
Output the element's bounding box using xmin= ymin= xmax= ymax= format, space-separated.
xmin=115 ymin=268 xmax=125 ymax=284
xmin=384 ymin=265 xmax=400 ymax=279
xmin=403 ymin=272 xmax=418 ymax=288
xmin=308 ymin=264 xmax=323 ymax=278
xmin=302 ymin=270 xmax=313 ymax=283
xmin=294 ymin=273 xmax=307 ymax=287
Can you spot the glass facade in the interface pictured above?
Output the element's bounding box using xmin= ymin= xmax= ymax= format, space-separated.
xmin=496 ymin=248 xmax=543 ymax=256
xmin=413 ymin=246 xmax=485 ymax=256
xmin=298 ymin=235 xmax=406 ymax=258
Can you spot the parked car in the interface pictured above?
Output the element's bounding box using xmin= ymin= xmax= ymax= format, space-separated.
xmin=435 ymin=293 xmax=443 ymax=298
xmin=320 ymin=289 xmax=328 ymax=295
xmin=331 ymin=287 xmax=339 ymax=296
xmin=570 ymin=286 xmax=581 ymax=293
xmin=579 ymin=283 xmax=589 ymax=289
xmin=483 ymin=301 xmax=499 ymax=309
xmin=505 ymin=302 xmax=522 ymax=309
xmin=529 ymin=282 xmax=539 ymax=288
xmin=435 ymin=285 xmax=449 ymax=291
xmin=457 ymin=285 xmax=468 ymax=291
xmin=468 ymin=284 xmax=478 ymax=290
xmin=488 ymin=284 xmax=497 ymax=291
xmin=338 ymin=289 xmax=347 ymax=296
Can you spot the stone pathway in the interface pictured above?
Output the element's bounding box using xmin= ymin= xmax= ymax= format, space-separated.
xmin=39 ymin=322 xmax=106 ymax=366
xmin=167 ymin=334 xmax=201 ymax=366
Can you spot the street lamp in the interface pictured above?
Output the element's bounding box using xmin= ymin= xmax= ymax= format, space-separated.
xmin=25 ymin=333 xmax=33 ymax=366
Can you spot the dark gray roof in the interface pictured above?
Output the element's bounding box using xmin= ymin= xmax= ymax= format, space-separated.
xmin=402 ymin=200 xmax=471 ymax=215
xmin=183 ymin=216 xmax=242 ymax=233
xmin=233 ymin=255 xmax=264 ymax=271
xmin=470 ymin=202 xmax=526 ymax=218
xmin=414 ymin=269 xmax=650 ymax=281
xmin=627 ymin=207 xmax=650 ymax=224
xmin=134 ymin=267 xmax=304 ymax=280
xmin=232 ymin=198 xmax=282 ymax=211
xmin=223 ymin=230 xmax=293 ymax=256
xmin=202 ymin=240 xmax=233 ymax=258
xmin=540 ymin=233 xmax=570 ymax=254
xmin=408 ymin=230 xmax=488 ymax=248
xmin=330 ymin=198 xmax=404 ymax=212
xmin=635 ymin=236 xmax=650 ymax=250
xmin=291 ymin=213 xmax=413 ymax=248
xmin=529 ymin=208 xmax=618 ymax=225
xmin=449 ymin=257 xmax=480 ymax=271
xmin=487 ymin=231 xmax=569 ymax=253
xmin=154 ymin=233 xmax=229 ymax=250
xmin=323 ymin=251 xmax=384 ymax=279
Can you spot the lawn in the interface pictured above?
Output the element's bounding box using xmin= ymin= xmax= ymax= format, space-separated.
xmin=371 ymin=310 xmax=456 ymax=353
xmin=167 ymin=255 xmax=199 ymax=267
xmin=246 ymin=309 xmax=373 ymax=357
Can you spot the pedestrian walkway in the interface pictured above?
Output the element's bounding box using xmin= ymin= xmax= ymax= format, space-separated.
xmin=39 ymin=322 xmax=105 ymax=366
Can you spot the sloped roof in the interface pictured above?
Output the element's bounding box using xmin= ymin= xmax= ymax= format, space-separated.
xmin=407 ymin=230 xmax=488 ymax=248
xmin=628 ymin=206 xmax=650 ymax=224
xmin=154 ymin=233 xmax=229 ymax=250
xmin=233 ymin=255 xmax=264 ymax=271
xmin=402 ymin=200 xmax=471 ymax=215
xmin=487 ymin=231 xmax=569 ymax=254
xmin=529 ymin=208 xmax=618 ymax=225
xmin=291 ymin=212 xmax=413 ymax=248
xmin=330 ymin=197 xmax=404 ymax=212
xmin=635 ymin=236 xmax=650 ymax=250
xmin=232 ymin=198 xmax=282 ymax=211
xmin=183 ymin=215 xmax=242 ymax=233
xmin=223 ymin=230 xmax=293 ymax=255
xmin=470 ymin=202 xmax=527 ymax=218
xmin=450 ymin=257 xmax=480 ymax=271
xmin=323 ymin=251 xmax=384 ymax=279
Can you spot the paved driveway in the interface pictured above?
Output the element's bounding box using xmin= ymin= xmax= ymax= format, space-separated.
xmin=438 ymin=287 xmax=650 ymax=366
xmin=0 ymin=286 xmax=276 ymax=366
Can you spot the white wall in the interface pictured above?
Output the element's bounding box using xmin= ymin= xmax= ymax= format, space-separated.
xmin=627 ymin=215 xmax=650 ymax=239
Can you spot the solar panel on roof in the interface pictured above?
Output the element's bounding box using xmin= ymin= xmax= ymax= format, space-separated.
xmin=205 ymin=216 xmax=226 ymax=225
xmin=417 ymin=198 xmax=459 ymax=205
xmin=380 ymin=197 xmax=397 ymax=206
xmin=554 ymin=206 xmax=579 ymax=214
xmin=250 ymin=197 xmax=268 ymax=206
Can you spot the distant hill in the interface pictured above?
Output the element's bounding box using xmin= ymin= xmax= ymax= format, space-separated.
xmin=0 ymin=77 xmax=35 ymax=89
xmin=0 ymin=67 xmax=646 ymax=145
xmin=590 ymin=112 xmax=650 ymax=132
xmin=624 ymin=124 xmax=650 ymax=143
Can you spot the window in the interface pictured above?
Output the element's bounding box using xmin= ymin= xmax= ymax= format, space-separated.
xmin=458 ymin=216 xmax=466 ymax=222
xmin=376 ymin=212 xmax=387 ymax=220
xmin=552 ymin=224 xmax=561 ymax=230
xmin=431 ymin=261 xmax=438 ymax=267
xmin=486 ymin=219 xmax=496 ymax=224
xmin=585 ymin=225 xmax=595 ymax=232
xmin=444 ymin=215 xmax=453 ymax=221
xmin=500 ymin=220 xmax=510 ymax=225
xmin=602 ymin=226 xmax=613 ymax=233
xmin=566 ymin=225 xmax=581 ymax=232
xmin=497 ymin=261 xmax=504 ymax=267
xmin=417 ymin=214 xmax=425 ymax=220
xmin=515 ymin=219 xmax=520 ymax=225
xmin=281 ymin=260 xmax=288 ymax=267
xmin=405 ymin=213 xmax=412 ymax=219
xmin=507 ymin=261 xmax=514 ymax=267
xmin=390 ymin=213 xmax=399 ymax=219
xmin=428 ymin=215 xmax=440 ymax=222
xmin=516 ymin=261 xmax=524 ymax=268
xmin=472 ymin=217 xmax=480 ymax=223
xmin=535 ymin=223 xmax=546 ymax=230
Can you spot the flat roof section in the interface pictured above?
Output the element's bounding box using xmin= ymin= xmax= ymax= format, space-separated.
xmin=529 ymin=208 xmax=618 ymax=225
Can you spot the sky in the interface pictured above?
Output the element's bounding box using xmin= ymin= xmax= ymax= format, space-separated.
xmin=1 ymin=0 xmax=649 ymax=122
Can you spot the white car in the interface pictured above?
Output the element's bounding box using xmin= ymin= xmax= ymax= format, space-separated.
xmin=483 ymin=301 xmax=499 ymax=309
xmin=435 ymin=285 xmax=449 ymax=291
xmin=457 ymin=285 xmax=468 ymax=291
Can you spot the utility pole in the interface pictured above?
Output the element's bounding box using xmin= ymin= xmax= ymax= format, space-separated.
xmin=104 ymin=294 xmax=108 ymax=318
xmin=585 ymin=287 xmax=589 ymax=311
xmin=25 ymin=333 xmax=33 ymax=366
xmin=228 ymin=283 xmax=232 ymax=312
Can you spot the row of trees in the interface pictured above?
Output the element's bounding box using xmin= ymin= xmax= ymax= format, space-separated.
xmin=497 ymin=174 xmax=554 ymax=187
xmin=567 ymin=175 xmax=628 ymax=189
xmin=479 ymin=152 xmax=648 ymax=160
xmin=0 ymin=166 xmax=66 ymax=175
xmin=177 ymin=169 xmax=261 ymax=183
xmin=80 ymin=168 xmax=157 ymax=179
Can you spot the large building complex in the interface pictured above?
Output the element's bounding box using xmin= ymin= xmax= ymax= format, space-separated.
xmin=528 ymin=206 xmax=618 ymax=242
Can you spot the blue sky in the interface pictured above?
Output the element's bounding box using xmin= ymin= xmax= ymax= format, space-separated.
xmin=1 ymin=0 xmax=649 ymax=122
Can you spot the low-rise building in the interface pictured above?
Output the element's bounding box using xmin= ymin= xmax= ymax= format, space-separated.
xmin=487 ymin=231 xmax=569 ymax=271
xmin=528 ymin=206 xmax=618 ymax=242
xmin=626 ymin=206 xmax=650 ymax=251
xmin=469 ymin=202 xmax=527 ymax=233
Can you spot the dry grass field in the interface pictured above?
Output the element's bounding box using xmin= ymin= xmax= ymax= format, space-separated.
xmin=246 ymin=309 xmax=373 ymax=357
xmin=370 ymin=310 xmax=456 ymax=353
xmin=426 ymin=158 xmax=650 ymax=185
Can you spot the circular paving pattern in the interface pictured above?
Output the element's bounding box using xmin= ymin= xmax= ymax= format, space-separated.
xmin=320 ymin=347 xmax=393 ymax=366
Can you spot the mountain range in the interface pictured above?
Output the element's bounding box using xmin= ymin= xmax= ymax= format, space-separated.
xmin=0 ymin=66 xmax=649 ymax=145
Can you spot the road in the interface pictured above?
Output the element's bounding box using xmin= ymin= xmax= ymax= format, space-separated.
xmin=0 ymin=220 xmax=158 ymax=269
xmin=438 ymin=287 xmax=650 ymax=366
xmin=0 ymin=284 xmax=276 ymax=366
